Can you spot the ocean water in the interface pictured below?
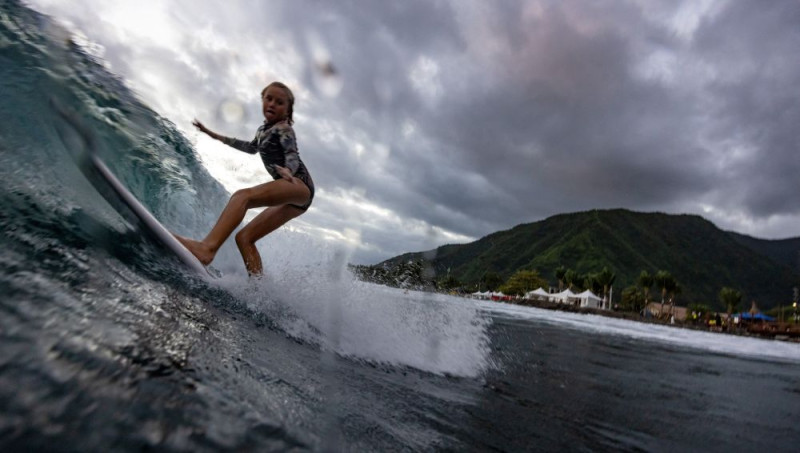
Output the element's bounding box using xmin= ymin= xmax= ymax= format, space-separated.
xmin=2 ymin=2 xmax=800 ymax=451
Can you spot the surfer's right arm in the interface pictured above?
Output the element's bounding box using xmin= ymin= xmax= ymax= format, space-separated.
xmin=192 ymin=119 xmax=257 ymax=154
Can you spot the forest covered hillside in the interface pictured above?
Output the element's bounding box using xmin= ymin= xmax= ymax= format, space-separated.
xmin=360 ymin=209 xmax=798 ymax=309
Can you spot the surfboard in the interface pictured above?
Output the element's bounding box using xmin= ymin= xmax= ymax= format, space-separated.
xmin=52 ymin=100 xmax=215 ymax=280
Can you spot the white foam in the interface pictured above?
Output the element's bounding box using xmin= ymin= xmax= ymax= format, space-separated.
xmin=474 ymin=300 xmax=800 ymax=363
xmin=215 ymin=230 xmax=493 ymax=378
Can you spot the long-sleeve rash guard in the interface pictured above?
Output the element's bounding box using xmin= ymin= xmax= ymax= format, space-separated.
xmin=222 ymin=120 xmax=315 ymax=210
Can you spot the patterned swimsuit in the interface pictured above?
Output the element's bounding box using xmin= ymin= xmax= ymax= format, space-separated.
xmin=223 ymin=120 xmax=315 ymax=210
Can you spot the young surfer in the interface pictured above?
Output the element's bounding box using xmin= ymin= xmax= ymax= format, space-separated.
xmin=175 ymin=82 xmax=314 ymax=276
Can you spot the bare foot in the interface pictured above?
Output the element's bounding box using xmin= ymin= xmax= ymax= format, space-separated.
xmin=173 ymin=233 xmax=215 ymax=265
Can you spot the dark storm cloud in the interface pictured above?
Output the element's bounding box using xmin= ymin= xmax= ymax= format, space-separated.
xmin=690 ymin=1 xmax=800 ymax=217
xmin=305 ymin=0 xmax=800 ymax=245
xmin=268 ymin=0 xmax=800 ymax=253
xmin=354 ymin=1 xmax=711 ymax=232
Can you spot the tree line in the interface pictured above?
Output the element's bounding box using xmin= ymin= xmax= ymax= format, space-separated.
xmin=620 ymin=271 xmax=748 ymax=319
xmin=352 ymin=261 xmax=618 ymax=303
xmin=352 ymin=261 xmax=746 ymax=317
xmin=619 ymin=270 xmax=680 ymax=313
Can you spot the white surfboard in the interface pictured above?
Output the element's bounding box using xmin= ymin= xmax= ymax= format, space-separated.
xmin=53 ymin=100 xmax=215 ymax=280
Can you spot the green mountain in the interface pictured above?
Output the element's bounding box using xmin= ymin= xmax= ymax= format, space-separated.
xmin=727 ymin=232 xmax=800 ymax=271
xmin=375 ymin=209 xmax=799 ymax=309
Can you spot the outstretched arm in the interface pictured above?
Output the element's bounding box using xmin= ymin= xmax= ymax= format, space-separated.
xmin=192 ymin=119 xmax=257 ymax=154
xmin=192 ymin=119 xmax=224 ymax=141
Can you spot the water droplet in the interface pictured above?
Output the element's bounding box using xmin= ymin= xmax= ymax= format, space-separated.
xmin=219 ymin=100 xmax=244 ymax=123
xmin=305 ymin=30 xmax=343 ymax=98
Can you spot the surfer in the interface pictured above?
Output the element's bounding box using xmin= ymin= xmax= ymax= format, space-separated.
xmin=174 ymin=81 xmax=314 ymax=276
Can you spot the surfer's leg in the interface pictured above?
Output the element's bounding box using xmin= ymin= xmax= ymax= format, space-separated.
xmin=235 ymin=204 xmax=305 ymax=276
xmin=184 ymin=180 xmax=309 ymax=265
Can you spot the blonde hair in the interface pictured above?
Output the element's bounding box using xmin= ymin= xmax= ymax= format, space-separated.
xmin=261 ymin=81 xmax=295 ymax=125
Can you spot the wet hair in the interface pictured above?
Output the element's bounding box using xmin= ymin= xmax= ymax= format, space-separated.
xmin=261 ymin=81 xmax=295 ymax=125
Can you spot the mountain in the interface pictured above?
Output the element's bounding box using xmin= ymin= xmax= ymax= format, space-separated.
xmin=727 ymin=232 xmax=800 ymax=271
xmin=374 ymin=209 xmax=799 ymax=309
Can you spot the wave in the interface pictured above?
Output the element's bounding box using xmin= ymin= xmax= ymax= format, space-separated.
xmin=0 ymin=0 xmax=492 ymax=377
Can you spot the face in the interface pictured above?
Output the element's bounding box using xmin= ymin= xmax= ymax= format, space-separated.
xmin=261 ymin=85 xmax=290 ymax=123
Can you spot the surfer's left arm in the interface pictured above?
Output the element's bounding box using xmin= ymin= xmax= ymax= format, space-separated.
xmin=274 ymin=165 xmax=297 ymax=183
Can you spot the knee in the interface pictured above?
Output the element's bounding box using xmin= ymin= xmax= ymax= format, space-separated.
xmin=235 ymin=229 xmax=254 ymax=248
xmin=230 ymin=188 xmax=252 ymax=208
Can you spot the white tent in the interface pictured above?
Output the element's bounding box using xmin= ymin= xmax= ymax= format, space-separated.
xmin=576 ymin=290 xmax=603 ymax=309
xmin=550 ymin=289 xmax=578 ymax=304
xmin=524 ymin=287 xmax=550 ymax=300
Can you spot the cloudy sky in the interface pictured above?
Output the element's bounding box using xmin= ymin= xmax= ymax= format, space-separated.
xmin=28 ymin=0 xmax=800 ymax=264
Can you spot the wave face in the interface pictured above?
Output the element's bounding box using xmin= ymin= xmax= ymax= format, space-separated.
xmin=0 ymin=2 xmax=493 ymax=450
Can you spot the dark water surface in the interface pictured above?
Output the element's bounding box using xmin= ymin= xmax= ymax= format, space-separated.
xmin=2 ymin=1 xmax=800 ymax=451
xmin=476 ymin=312 xmax=800 ymax=451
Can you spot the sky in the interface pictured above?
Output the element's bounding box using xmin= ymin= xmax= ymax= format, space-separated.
xmin=27 ymin=0 xmax=800 ymax=264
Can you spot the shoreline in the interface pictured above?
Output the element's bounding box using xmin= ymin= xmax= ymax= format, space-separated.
xmin=482 ymin=296 xmax=800 ymax=343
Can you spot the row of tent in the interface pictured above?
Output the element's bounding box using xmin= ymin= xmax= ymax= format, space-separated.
xmin=470 ymin=291 xmax=513 ymax=301
xmin=525 ymin=288 xmax=606 ymax=309
xmin=470 ymin=288 xmax=607 ymax=309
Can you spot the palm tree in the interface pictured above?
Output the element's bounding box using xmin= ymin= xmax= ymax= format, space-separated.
xmin=654 ymin=270 xmax=673 ymax=315
xmin=638 ymin=270 xmax=653 ymax=306
xmin=667 ymin=282 xmax=681 ymax=317
xmin=719 ymin=287 xmax=742 ymax=321
xmin=621 ymin=285 xmax=645 ymax=312
xmin=595 ymin=267 xmax=617 ymax=310
xmin=564 ymin=269 xmax=578 ymax=291
xmin=574 ymin=273 xmax=588 ymax=292
xmin=585 ymin=273 xmax=602 ymax=296
xmin=555 ymin=265 xmax=566 ymax=292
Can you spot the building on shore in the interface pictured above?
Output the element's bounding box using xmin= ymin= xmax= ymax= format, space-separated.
xmin=644 ymin=302 xmax=687 ymax=321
